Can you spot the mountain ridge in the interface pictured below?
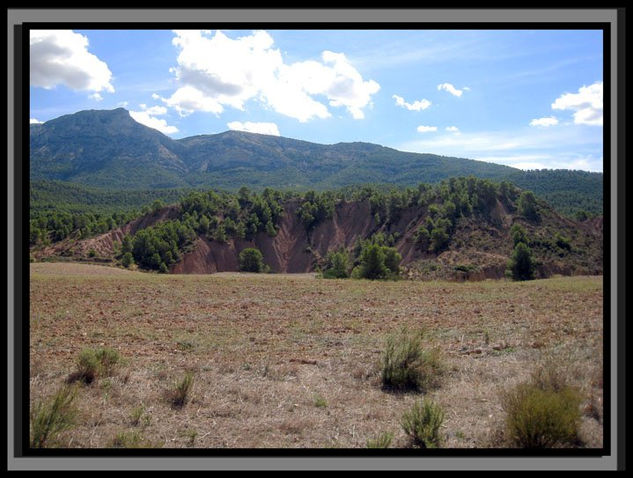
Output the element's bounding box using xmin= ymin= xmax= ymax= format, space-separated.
xmin=29 ymin=108 xmax=603 ymax=216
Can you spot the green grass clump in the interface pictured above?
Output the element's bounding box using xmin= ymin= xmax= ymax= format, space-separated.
xmin=69 ymin=346 xmax=121 ymax=384
xmin=109 ymin=430 xmax=155 ymax=448
xmin=380 ymin=328 xmax=443 ymax=392
xmin=501 ymin=361 xmax=582 ymax=448
xmin=401 ymin=399 xmax=445 ymax=448
xmin=366 ymin=431 xmax=394 ymax=449
xmin=30 ymin=384 xmax=78 ymax=448
xmin=169 ymin=371 xmax=195 ymax=408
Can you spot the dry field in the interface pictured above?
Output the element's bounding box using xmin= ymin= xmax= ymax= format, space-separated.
xmin=28 ymin=262 xmax=604 ymax=449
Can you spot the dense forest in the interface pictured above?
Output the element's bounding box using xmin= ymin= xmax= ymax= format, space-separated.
xmin=30 ymin=176 xmax=600 ymax=279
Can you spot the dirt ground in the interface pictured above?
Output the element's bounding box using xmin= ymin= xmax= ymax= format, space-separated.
xmin=28 ymin=263 xmax=604 ymax=449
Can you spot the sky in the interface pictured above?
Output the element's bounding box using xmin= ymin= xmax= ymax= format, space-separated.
xmin=29 ymin=29 xmax=604 ymax=172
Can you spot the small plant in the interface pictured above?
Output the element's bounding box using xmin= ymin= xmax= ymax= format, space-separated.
xmin=30 ymin=384 xmax=78 ymax=448
xmin=313 ymin=394 xmax=328 ymax=408
xmin=110 ymin=430 xmax=153 ymax=448
xmin=129 ymin=404 xmax=150 ymax=427
xmin=401 ymin=399 xmax=445 ymax=448
xmin=69 ymin=347 xmax=121 ymax=384
xmin=169 ymin=371 xmax=195 ymax=408
xmin=381 ymin=328 xmax=443 ymax=392
xmin=366 ymin=431 xmax=394 ymax=449
xmin=501 ymin=361 xmax=582 ymax=448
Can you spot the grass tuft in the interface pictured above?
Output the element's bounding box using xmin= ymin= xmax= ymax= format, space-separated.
xmin=30 ymin=384 xmax=78 ymax=448
xmin=168 ymin=371 xmax=195 ymax=409
xmin=401 ymin=399 xmax=445 ymax=448
xmin=366 ymin=431 xmax=394 ymax=448
xmin=380 ymin=327 xmax=443 ymax=393
xmin=68 ymin=347 xmax=121 ymax=385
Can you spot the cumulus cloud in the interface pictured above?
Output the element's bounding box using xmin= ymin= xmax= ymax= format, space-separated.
xmin=160 ymin=30 xmax=379 ymax=122
xmin=552 ymin=81 xmax=603 ymax=126
xmin=30 ymin=118 xmax=43 ymax=124
xmin=129 ymin=104 xmax=178 ymax=135
xmin=529 ymin=116 xmax=559 ymax=127
xmin=393 ymin=94 xmax=431 ymax=111
xmin=227 ymin=121 xmax=280 ymax=136
xmin=417 ymin=125 xmax=438 ymax=133
xmin=445 ymin=126 xmax=460 ymax=133
xmin=437 ymin=82 xmax=464 ymax=97
xmin=30 ymin=30 xmax=114 ymax=94
xmin=90 ymin=93 xmax=103 ymax=102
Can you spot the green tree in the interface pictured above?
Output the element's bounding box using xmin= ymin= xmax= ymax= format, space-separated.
xmin=507 ymin=242 xmax=536 ymax=281
xmin=322 ymin=250 xmax=350 ymax=279
xmin=510 ymin=223 xmax=529 ymax=247
xmin=517 ymin=191 xmax=540 ymax=222
xmin=239 ymin=248 xmax=265 ymax=273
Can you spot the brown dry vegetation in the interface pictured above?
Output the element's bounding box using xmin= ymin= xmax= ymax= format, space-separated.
xmin=29 ymin=262 xmax=604 ymax=449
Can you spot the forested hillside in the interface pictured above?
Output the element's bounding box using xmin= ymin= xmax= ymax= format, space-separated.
xmin=31 ymin=177 xmax=603 ymax=281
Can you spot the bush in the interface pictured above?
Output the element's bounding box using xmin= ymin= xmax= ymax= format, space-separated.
xmin=357 ymin=243 xmax=401 ymax=280
xmin=30 ymin=384 xmax=78 ymax=448
xmin=401 ymin=399 xmax=445 ymax=448
xmin=121 ymin=252 xmax=134 ymax=268
xmin=501 ymin=383 xmax=582 ymax=448
xmin=381 ymin=328 xmax=443 ymax=392
xmin=322 ymin=250 xmax=350 ymax=279
xmin=239 ymin=247 xmax=265 ymax=273
xmin=69 ymin=347 xmax=120 ymax=384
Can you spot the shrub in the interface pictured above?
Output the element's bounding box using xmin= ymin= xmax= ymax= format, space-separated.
xmin=381 ymin=328 xmax=443 ymax=393
xmin=169 ymin=371 xmax=195 ymax=408
xmin=357 ymin=243 xmax=401 ymax=280
xmin=239 ymin=247 xmax=265 ymax=273
xmin=121 ymin=251 xmax=134 ymax=268
xmin=30 ymin=384 xmax=78 ymax=448
xmin=501 ymin=383 xmax=582 ymax=448
xmin=69 ymin=347 xmax=120 ymax=384
xmin=401 ymin=399 xmax=445 ymax=448
xmin=322 ymin=250 xmax=350 ymax=279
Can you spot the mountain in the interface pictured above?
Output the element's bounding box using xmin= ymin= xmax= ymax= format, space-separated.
xmin=30 ymin=108 xmax=603 ymax=216
xmin=30 ymin=108 xmax=189 ymax=189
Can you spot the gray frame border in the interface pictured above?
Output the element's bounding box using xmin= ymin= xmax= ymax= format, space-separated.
xmin=6 ymin=8 xmax=622 ymax=471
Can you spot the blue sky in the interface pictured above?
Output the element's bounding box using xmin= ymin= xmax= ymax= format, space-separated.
xmin=29 ymin=29 xmax=604 ymax=172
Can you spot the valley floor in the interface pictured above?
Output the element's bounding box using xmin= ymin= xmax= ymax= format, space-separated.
xmin=28 ymin=263 xmax=604 ymax=450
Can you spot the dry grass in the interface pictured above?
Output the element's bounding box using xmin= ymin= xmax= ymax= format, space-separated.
xmin=29 ymin=263 xmax=604 ymax=449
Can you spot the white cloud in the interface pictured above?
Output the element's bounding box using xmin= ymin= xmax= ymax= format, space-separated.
xmin=445 ymin=126 xmax=460 ymax=133
xmin=30 ymin=30 xmax=114 ymax=94
xmin=30 ymin=118 xmax=43 ymax=124
xmin=552 ymin=81 xmax=603 ymax=126
xmin=117 ymin=101 xmax=129 ymax=108
xmin=227 ymin=121 xmax=280 ymax=136
xmin=393 ymin=94 xmax=431 ymax=111
xmin=529 ymin=116 xmax=559 ymax=127
xmin=398 ymin=124 xmax=603 ymax=172
xmin=90 ymin=93 xmax=103 ymax=102
xmin=417 ymin=125 xmax=438 ymax=133
xmin=160 ymin=30 xmax=379 ymax=122
xmin=437 ymin=82 xmax=464 ymax=97
xmin=129 ymin=104 xmax=178 ymax=135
